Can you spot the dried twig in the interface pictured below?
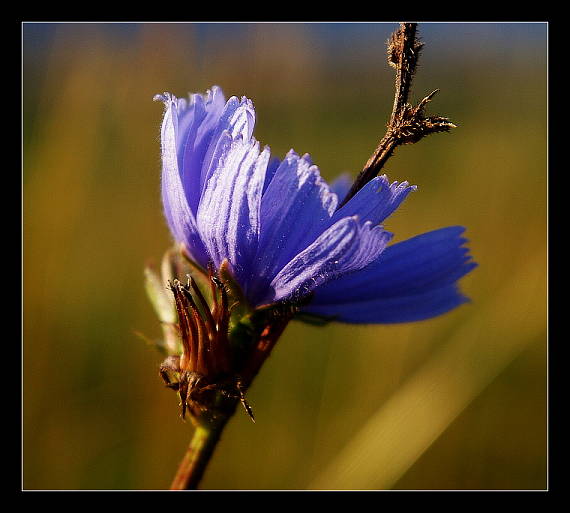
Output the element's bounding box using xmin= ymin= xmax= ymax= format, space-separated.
xmin=338 ymin=22 xmax=456 ymax=208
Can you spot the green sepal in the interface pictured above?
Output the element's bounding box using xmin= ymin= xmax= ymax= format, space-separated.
xmin=143 ymin=260 xmax=182 ymax=355
xmin=144 ymin=263 xmax=176 ymax=325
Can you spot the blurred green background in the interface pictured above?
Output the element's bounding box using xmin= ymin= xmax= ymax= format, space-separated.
xmin=23 ymin=22 xmax=547 ymax=490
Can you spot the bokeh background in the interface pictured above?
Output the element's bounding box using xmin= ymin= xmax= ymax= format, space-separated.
xmin=23 ymin=22 xmax=547 ymax=490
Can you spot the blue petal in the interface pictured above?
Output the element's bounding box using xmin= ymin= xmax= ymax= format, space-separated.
xmin=197 ymin=134 xmax=269 ymax=285
xmin=306 ymin=284 xmax=471 ymax=324
xmin=199 ymin=95 xmax=255 ymax=197
xmin=155 ymin=93 xmax=210 ymax=266
xmin=249 ymin=151 xmax=339 ymax=300
xmin=179 ymin=87 xmax=227 ymax=212
xmin=305 ymin=226 xmax=477 ymax=323
xmin=332 ymin=174 xmax=416 ymax=225
xmin=156 ymin=88 xmax=260 ymax=271
xmin=263 ymin=217 xmax=392 ymax=304
xmin=155 ymin=87 xmax=227 ymax=215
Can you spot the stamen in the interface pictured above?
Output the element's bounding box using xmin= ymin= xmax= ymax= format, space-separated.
xmin=190 ymin=303 xmax=210 ymax=376
xmin=212 ymin=276 xmax=231 ymax=374
xmin=208 ymin=262 xmax=219 ymax=317
xmin=186 ymin=274 xmax=217 ymax=338
xmin=169 ymin=281 xmax=195 ymax=370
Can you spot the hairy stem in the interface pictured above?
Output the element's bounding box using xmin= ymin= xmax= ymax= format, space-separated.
xmin=388 ymin=22 xmax=421 ymax=126
xmin=338 ymin=22 xmax=455 ymax=209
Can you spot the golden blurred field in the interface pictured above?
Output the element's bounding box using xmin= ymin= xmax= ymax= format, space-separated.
xmin=23 ymin=22 xmax=547 ymax=490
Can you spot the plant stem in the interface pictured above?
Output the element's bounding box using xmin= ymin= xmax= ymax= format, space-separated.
xmin=338 ymin=22 xmax=454 ymax=209
xmin=170 ymin=419 xmax=230 ymax=490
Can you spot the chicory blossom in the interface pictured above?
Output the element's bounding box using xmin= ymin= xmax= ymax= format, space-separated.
xmin=154 ymin=86 xmax=476 ymax=324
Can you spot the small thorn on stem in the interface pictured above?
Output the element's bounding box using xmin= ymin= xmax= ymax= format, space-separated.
xmin=417 ymin=89 xmax=440 ymax=111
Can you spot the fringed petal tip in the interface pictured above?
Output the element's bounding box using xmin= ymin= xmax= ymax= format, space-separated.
xmin=378 ymin=173 xmax=418 ymax=192
xmin=154 ymin=92 xmax=185 ymax=111
xmin=152 ymin=86 xmax=227 ymax=120
xmin=207 ymin=85 xmax=223 ymax=99
xmin=283 ymin=148 xmax=307 ymax=164
xmin=153 ymin=92 xmax=187 ymax=122
xmin=332 ymin=174 xmax=417 ymax=226
xmin=153 ymin=92 xmax=171 ymax=103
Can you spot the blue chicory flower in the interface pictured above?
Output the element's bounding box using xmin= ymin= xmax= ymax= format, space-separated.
xmin=154 ymin=86 xmax=476 ymax=324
